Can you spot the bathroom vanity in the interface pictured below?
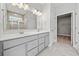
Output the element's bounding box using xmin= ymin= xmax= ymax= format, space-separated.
xmin=0 ymin=3 xmax=50 ymax=56
xmin=0 ymin=31 xmax=49 ymax=56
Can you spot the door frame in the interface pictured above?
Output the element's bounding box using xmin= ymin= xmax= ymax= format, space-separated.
xmin=56 ymin=11 xmax=76 ymax=47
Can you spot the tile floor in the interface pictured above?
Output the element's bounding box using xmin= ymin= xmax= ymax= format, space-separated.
xmin=38 ymin=36 xmax=79 ymax=56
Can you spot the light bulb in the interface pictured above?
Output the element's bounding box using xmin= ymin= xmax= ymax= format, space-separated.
xmin=32 ymin=9 xmax=37 ymax=14
xmin=18 ymin=3 xmax=24 ymax=8
xmin=12 ymin=3 xmax=17 ymax=6
xmin=24 ymin=4 xmax=29 ymax=10
xmin=36 ymin=11 xmax=42 ymax=16
xmin=39 ymin=12 xmax=42 ymax=15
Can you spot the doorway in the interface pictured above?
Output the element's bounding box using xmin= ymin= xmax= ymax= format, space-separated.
xmin=57 ymin=13 xmax=72 ymax=45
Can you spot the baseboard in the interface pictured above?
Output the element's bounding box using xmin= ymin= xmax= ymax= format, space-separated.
xmin=57 ymin=34 xmax=71 ymax=37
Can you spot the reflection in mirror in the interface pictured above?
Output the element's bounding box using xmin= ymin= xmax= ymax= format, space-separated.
xmin=2 ymin=3 xmax=38 ymax=34
xmin=7 ymin=11 xmax=25 ymax=33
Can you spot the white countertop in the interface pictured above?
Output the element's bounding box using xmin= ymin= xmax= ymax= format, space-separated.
xmin=0 ymin=30 xmax=49 ymax=41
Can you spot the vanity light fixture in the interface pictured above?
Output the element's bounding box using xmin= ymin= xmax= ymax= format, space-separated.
xmin=12 ymin=3 xmax=17 ymax=6
xmin=32 ymin=9 xmax=42 ymax=16
xmin=32 ymin=9 xmax=37 ymax=14
xmin=12 ymin=3 xmax=29 ymax=10
xmin=24 ymin=4 xmax=29 ymax=10
xmin=36 ymin=11 xmax=42 ymax=16
xmin=12 ymin=3 xmax=42 ymax=16
xmin=18 ymin=3 xmax=24 ymax=8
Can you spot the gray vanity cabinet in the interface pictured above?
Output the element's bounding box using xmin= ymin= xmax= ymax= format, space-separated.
xmin=38 ymin=33 xmax=49 ymax=52
xmin=0 ymin=32 xmax=49 ymax=56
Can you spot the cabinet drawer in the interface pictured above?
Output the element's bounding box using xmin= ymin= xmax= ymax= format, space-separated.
xmin=39 ymin=37 xmax=44 ymax=45
xmin=45 ymin=35 xmax=49 ymax=47
xmin=27 ymin=39 xmax=38 ymax=51
xmin=3 ymin=37 xmax=28 ymax=49
xmin=39 ymin=43 xmax=44 ymax=52
xmin=4 ymin=44 xmax=26 ymax=56
xmin=3 ymin=35 xmax=37 ymax=49
xmin=27 ymin=47 xmax=38 ymax=56
xmin=24 ymin=35 xmax=37 ymax=42
xmin=38 ymin=33 xmax=48 ymax=38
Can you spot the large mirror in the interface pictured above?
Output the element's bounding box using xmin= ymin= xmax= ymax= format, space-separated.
xmin=2 ymin=3 xmax=37 ymax=34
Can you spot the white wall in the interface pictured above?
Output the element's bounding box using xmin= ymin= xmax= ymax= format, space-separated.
xmin=0 ymin=3 xmax=7 ymax=34
xmin=54 ymin=3 xmax=76 ymax=47
xmin=37 ymin=4 xmax=51 ymax=46
xmin=37 ymin=3 xmax=50 ymax=31
xmin=0 ymin=4 xmax=4 ymax=34
xmin=55 ymin=3 xmax=76 ymax=16
xmin=49 ymin=4 xmax=57 ymax=46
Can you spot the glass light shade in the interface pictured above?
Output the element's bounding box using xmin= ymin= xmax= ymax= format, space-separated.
xmin=12 ymin=3 xmax=42 ymax=16
xmin=24 ymin=4 xmax=29 ymax=10
xmin=18 ymin=3 xmax=24 ymax=8
xmin=32 ymin=9 xmax=37 ymax=14
xmin=12 ymin=3 xmax=17 ymax=6
xmin=38 ymin=12 xmax=42 ymax=16
xmin=36 ymin=11 xmax=42 ymax=16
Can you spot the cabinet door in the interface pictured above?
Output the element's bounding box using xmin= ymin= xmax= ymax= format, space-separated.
xmin=3 ymin=37 xmax=27 ymax=49
xmin=4 ymin=44 xmax=26 ymax=56
xmin=39 ymin=37 xmax=44 ymax=45
xmin=39 ymin=43 xmax=44 ymax=52
xmin=27 ymin=47 xmax=38 ymax=56
xmin=27 ymin=39 xmax=38 ymax=51
xmin=45 ymin=35 xmax=49 ymax=47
